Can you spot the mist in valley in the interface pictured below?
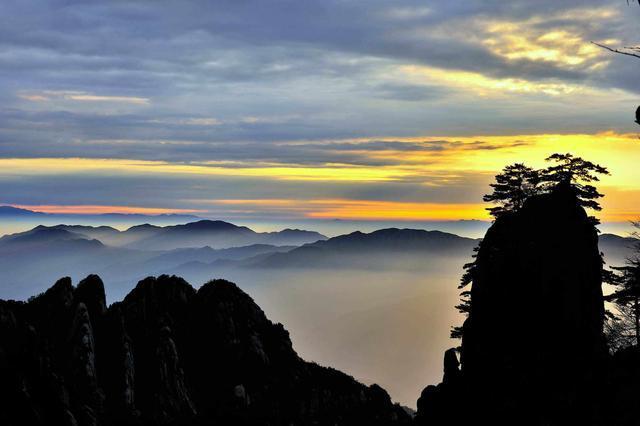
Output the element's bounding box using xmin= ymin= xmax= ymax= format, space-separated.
xmin=222 ymin=263 xmax=466 ymax=408
xmin=0 ymin=219 xmax=635 ymax=408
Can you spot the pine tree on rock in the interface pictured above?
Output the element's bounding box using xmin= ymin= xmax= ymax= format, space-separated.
xmin=483 ymin=163 xmax=541 ymax=219
xmin=541 ymin=153 xmax=609 ymax=212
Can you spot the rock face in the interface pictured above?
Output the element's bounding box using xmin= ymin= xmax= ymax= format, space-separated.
xmin=415 ymin=185 xmax=608 ymax=425
xmin=0 ymin=275 xmax=410 ymax=425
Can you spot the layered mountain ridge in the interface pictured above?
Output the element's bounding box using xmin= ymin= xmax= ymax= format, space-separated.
xmin=0 ymin=274 xmax=410 ymax=426
xmin=0 ymin=220 xmax=327 ymax=249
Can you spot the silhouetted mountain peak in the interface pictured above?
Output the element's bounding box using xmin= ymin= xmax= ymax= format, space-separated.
xmin=75 ymin=274 xmax=107 ymax=318
xmin=0 ymin=275 xmax=410 ymax=425
xmin=126 ymin=223 xmax=161 ymax=231
xmin=50 ymin=224 xmax=119 ymax=232
xmin=178 ymin=220 xmax=252 ymax=232
xmin=316 ymin=228 xmax=474 ymax=248
xmin=0 ymin=227 xmax=100 ymax=247
xmin=416 ymin=183 xmax=607 ymax=425
xmin=123 ymin=275 xmax=196 ymax=314
xmin=41 ymin=276 xmax=75 ymax=306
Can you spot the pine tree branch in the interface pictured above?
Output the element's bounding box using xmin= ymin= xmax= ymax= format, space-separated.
xmin=592 ymin=41 xmax=640 ymax=59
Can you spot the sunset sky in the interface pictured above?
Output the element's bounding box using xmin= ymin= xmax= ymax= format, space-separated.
xmin=1 ymin=0 xmax=640 ymax=228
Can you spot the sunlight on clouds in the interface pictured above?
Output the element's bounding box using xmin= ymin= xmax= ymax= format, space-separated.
xmin=205 ymin=199 xmax=489 ymax=221
xmin=482 ymin=24 xmax=606 ymax=68
xmin=0 ymin=158 xmax=411 ymax=182
xmin=1 ymin=133 xmax=639 ymax=190
xmin=396 ymin=6 xmax=621 ymax=99
xmin=401 ymin=65 xmax=585 ymax=96
xmin=3 ymin=132 xmax=640 ymax=221
xmin=18 ymin=90 xmax=149 ymax=105
xmin=476 ymin=7 xmax=617 ymax=69
xmin=309 ymin=200 xmax=485 ymax=221
xmin=364 ymin=132 xmax=639 ymax=188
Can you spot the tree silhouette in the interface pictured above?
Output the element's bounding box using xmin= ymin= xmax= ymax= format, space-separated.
xmin=606 ymin=223 xmax=640 ymax=348
xmin=591 ymin=1 xmax=640 ymax=126
xmin=607 ymin=262 xmax=640 ymax=347
xmin=451 ymin=249 xmax=477 ymax=339
xmin=483 ymin=163 xmax=541 ymax=218
xmin=453 ymin=154 xmax=609 ymax=340
xmin=541 ymin=153 xmax=609 ymax=211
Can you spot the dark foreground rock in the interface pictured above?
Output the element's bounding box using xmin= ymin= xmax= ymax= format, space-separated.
xmin=0 ymin=274 xmax=410 ymax=426
xmin=415 ymin=185 xmax=617 ymax=425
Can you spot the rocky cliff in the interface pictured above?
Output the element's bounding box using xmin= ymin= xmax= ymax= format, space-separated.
xmin=0 ymin=275 xmax=410 ymax=426
xmin=415 ymin=185 xmax=609 ymax=425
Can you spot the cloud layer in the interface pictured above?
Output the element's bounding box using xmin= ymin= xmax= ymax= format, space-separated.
xmin=1 ymin=0 xmax=639 ymax=222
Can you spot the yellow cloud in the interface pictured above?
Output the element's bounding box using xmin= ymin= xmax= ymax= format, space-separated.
xmin=397 ymin=7 xmax=620 ymax=99
xmin=204 ymin=199 xmax=490 ymax=221
xmin=482 ymin=24 xmax=603 ymax=67
xmin=4 ymin=132 xmax=640 ymax=221
xmin=401 ymin=64 xmax=585 ymax=96
xmin=0 ymin=158 xmax=410 ymax=182
xmin=475 ymin=7 xmax=616 ymax=69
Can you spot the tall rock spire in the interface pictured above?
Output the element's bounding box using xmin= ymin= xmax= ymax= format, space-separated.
xmin=417 ymin=184 xmax=608 ymax=425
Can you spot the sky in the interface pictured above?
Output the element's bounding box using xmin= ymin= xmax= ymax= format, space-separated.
xmin=1 ymin=0 xmax=640 ymax=229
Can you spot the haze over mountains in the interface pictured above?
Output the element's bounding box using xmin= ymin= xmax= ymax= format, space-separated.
xmin=0 ymin=220 xmax=326 ymax=299
xmin=0 ymin=218 xmax=636 ymax=408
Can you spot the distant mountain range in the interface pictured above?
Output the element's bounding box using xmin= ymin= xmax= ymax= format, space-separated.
xmin=121 ymin=220 xmax=327 ymax=250
xmin=0 ymin=220 xmax=327 ymax=249
xmin=0 ymin=219 xmax=636 ymax=302
xmin=162 ymin=228 xmax=482 ymax=287
xmin=255 ymin=228 xmax=480 ymax=267
xmin=0 ymin=221 xmax=325 ymax=300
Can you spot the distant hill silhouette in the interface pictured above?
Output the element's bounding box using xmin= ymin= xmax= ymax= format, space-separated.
xmin=0 ymin=226 xmax=92 ymax=246
xmin=4 ymin=221 xmax=326 ymax=250
xmin=0 ymin=275 xmax=410 ymax=425
xmin=251 ymin=228 xmax=480 ymax=269
xmin=599 ymin=233 xmax=638 ymax=266
xmin=414 ymin=184 xmax=640 ymax=425
xmin=0 ymin=227 xmax=154 ymax=300
xmin=156 ymin=228 xmax=479 ymax=284
xmin=0 ymin=222 xmax=316 ymax=300
xmin=124 ymin=220 xmax=327 ymax=250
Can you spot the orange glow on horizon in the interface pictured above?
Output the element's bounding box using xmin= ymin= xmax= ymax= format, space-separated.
xmin=4 ymin=131 xmax=640 ymax=222
xmin=202 ymin=197 xmax=639 ymax=223
xmin=209 ymin=199 xmax=490 ymax=221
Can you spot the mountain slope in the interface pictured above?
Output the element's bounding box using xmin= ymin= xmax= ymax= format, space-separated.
xmin=0 ymin=275 xmax=410 ymax=425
